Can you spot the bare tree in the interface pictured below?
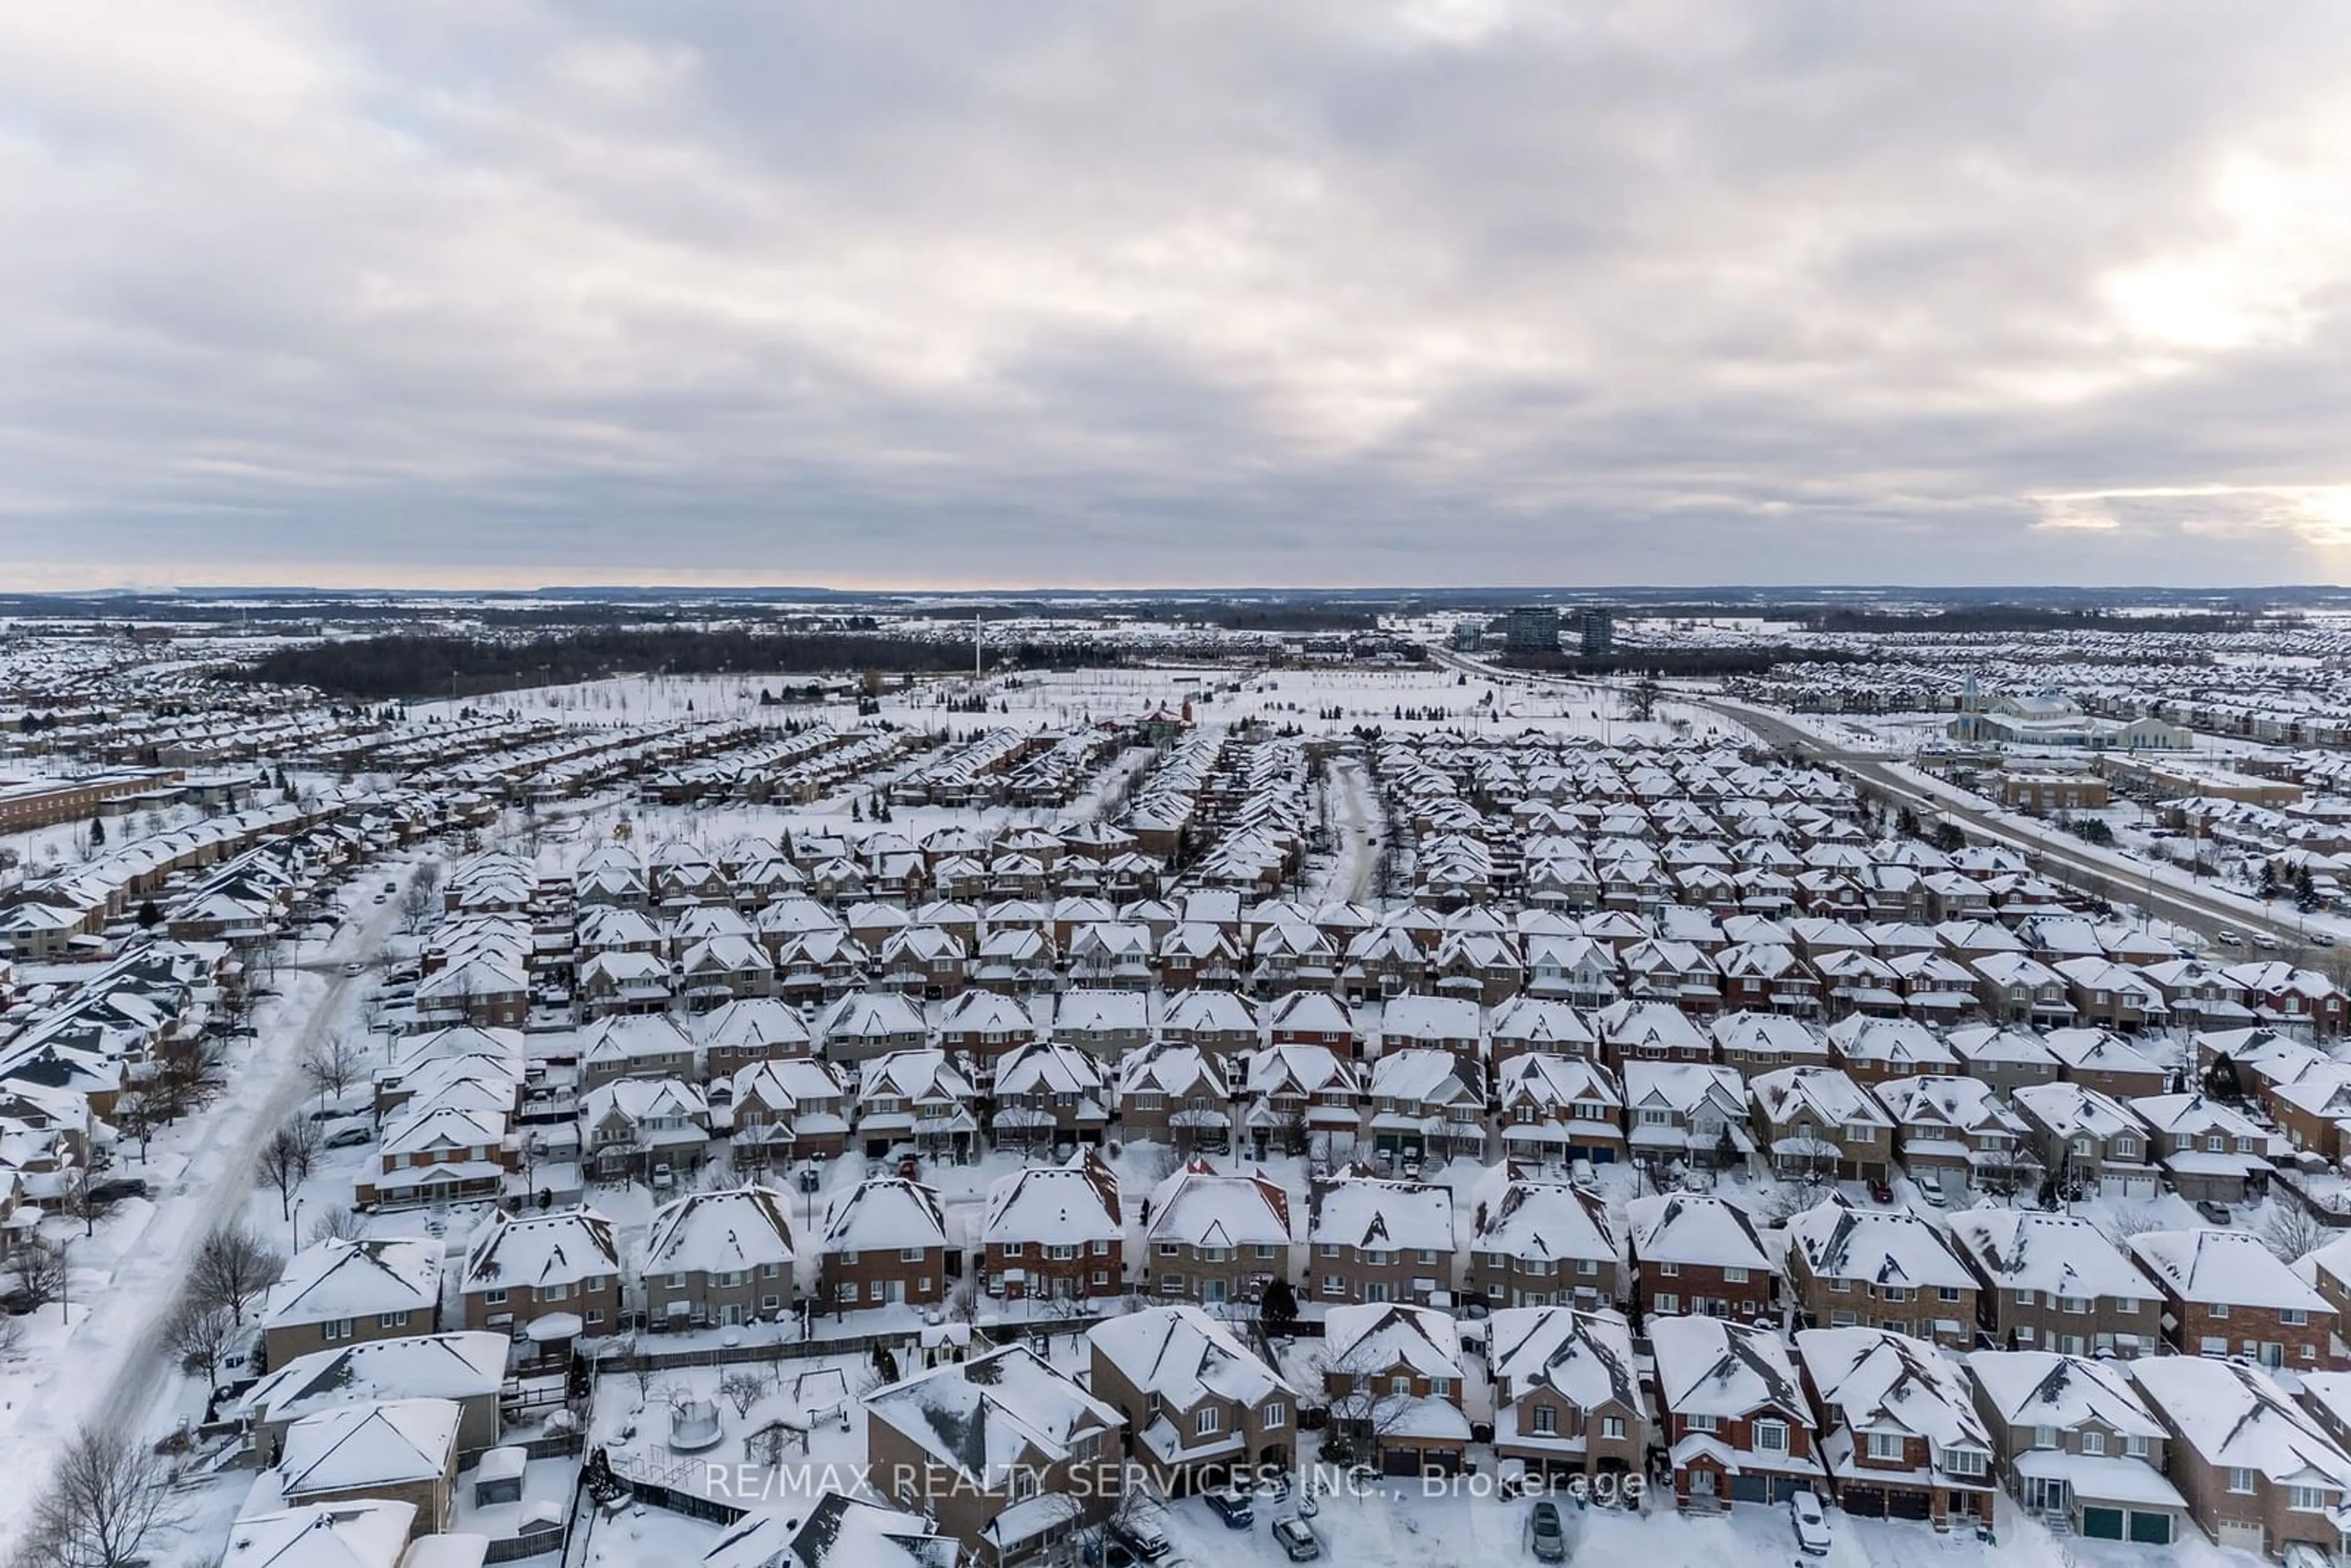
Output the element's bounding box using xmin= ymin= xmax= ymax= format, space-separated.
xmin=9 ymin=1233 xmax=69 ymax=1312
xmin=306 ymin=1204 xmax=362 ymax=1245
xmin=189 ymin=1226 xmax=282 ymax=1325
xmin=256 ymin=1119 xmax=321 ymax=1221
xmin=719 ymin=1370 xmax=770 ymax=1420
xmin=2096 ymin=1203 xmax=2169 ymax=1248
xmin=1313 ymin=1340 xmax=1417 ymax=1464
xmin=111 ymin=1083 xmax=161 ymax=1165
xmin=154 ymin=1038 xmax=227 ymax=1119
xmin=301 ymin=1032 xmax=366 ymax=1105
xmin=162 ymin=1296 xmax=241 ymax=1387
xmin=2260 ymin=1201 xmax=2332 ymax=1264
xmin=9 ymin=1425 xmax=182 ymax=1568
xmin=397 ymin=865 xmax=441 ymax=934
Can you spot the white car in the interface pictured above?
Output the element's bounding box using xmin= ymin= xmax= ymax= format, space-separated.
xmin=1789 ymin=1490 xmax=1832 ymax=1556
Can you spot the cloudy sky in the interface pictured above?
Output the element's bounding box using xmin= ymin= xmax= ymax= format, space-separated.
xmin=6 ymin=1 xmax=2351 ymax=590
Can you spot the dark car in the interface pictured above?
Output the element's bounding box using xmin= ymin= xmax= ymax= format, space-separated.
xmin=86 ymin=1178 xmax=149 ymax=1205
xmin=1109 ymin=1520 xmax=1174 ymax=1562
xmin=1271 ymin=1517 xmax=1321 ymax=1562
xmin=1203 ymin=1486 xmax=1254 ymax=1529
xmin=1867 ymin=1175 xmax=1894 ymax=1205
xmin=1528 ymin=1499 xmax=1567 ymax=1562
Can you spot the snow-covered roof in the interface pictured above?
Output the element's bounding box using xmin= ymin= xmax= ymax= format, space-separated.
xmin=823 ymin=1177 xmax=948 ymax=1253
xmin=1751 ymin=1065 xmax=1889 ymax=1128
xmin=1651 ymin=1313 xmax=1805 ymax=1420
xmin=1966 ymin=1350 xmax=2164 ymax=1437
xmin=702 ymin=1491 xmax=950 ymax=1568
xmin=261 ymin=1238 xmax=442 ymax=1331
xmin=643 ymin=1185 xmax=795 ymax=1275
xmin=863 ymin=1344 xmax=1122 ymax=1488
xmin=2128 ymin=1228 xmax=2331 ymax=1311
xmin=1624 ymin=1192 xmax=1774 ymax=1272
xmin=1088 ymin=1304 xmax=1294 ymax=1411
xmin=1942 ymin=1209 xmax=2153 ymax=1300
xmin=1324 ymin=1302 xmax=1468 ymax=1381
xmin=462 ymin=1206 xmax=620 ymax=1292
xmin=983 ymin=1151 xmax=1122 ymax=1247
xmin=278 ymin=1397 xmax=462 ymax=1496
xmin=1310 ymin=1174 xmax=1454 ymax=1253
xmin=241 ymin=1333 xmax=509 ymax=1431
xmin=1487 ymin=1304 xmax=1638 ymax=1412
xmin=2133 ymin=1356 xmax=2351 ymax=1485
xmin=1795 ymin=1327 xmax=1987 ymax=1450
xmin=1145 ymin=1161 xmax=1291 ymax=1248
xmin=2012 ymin=1081 xmax=2150 ymax=1141
xmin=221 ymin=1501 xmax=417 ymax=1568
xmin=1473 ymin=1176 xmax=1615 ymax=1265
xmin=1785 ymin=1198 xmax=1972 ymax=1291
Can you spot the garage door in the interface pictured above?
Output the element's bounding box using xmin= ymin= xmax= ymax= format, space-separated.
xmin=2081 ymin=1507 xmax=2124 ymax=1540
xmin=1842 ymin=1488 xmax=1887 ymax=1519
xmin=1886 ymin=1488 xmax=1931 ymax=1521
xmin=2217 ymin=1519 xmax=2265 ymax=1555
xmin=1381 ymin=1449 xmax=1420 ymax=1477
xmin=2128 ymin=1511 xmax=2173 ymax=1545
xmin=2122 ymin=1176 xmax=2159 ymax=1199
xmin=1731 ymin=1474 xmax=1768 ymax=1504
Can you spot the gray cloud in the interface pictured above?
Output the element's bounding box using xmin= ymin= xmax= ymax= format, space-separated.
xmin=4 ymin=0 xmax=2351 ymax=588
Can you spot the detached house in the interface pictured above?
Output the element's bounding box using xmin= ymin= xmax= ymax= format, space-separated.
xmin=640 ymin=1185 xmax=795 ymax=1329
xmin=1622 ymin=1060 xmax=1754 ymax=1174
xmin=1308 ymin=1172 xmax=1456 ymax=1307
xmin=1088 ymin=1305 xmax=1298 ymax=1491
xmin=1944 ymin=1209 xmax=2160 ymax=1357
xmin=1749 ymin=1065 xmax=1892 ymax=1184
xmin=1967 ymin=1349 xmax=2185 ymax=1545
xmin=2128 ymin=1228 xmax=2338 ymax=1368
xmin=981 ymin=1150 xmax=1123 ymax=1303
xmin=1783 ymin=1199 xmax=1978 ymax=1348
xmin=2012 ymin=1081 xmax=2159 ymax=1198
xmin=1144 ymin=1160 xmax=1292 ymax=1308
xmin=2132 ymin=1354 xmax=2351 ymax=1561
xmin=1321 ymin=1302 xmax=1474 ymax=1476
xmin=1871 ymin=1075 xmax=2034 ymax=1202
xmin=2128 ymin=1092 xmax=2275 ymax=1203
xmin=1487 ymin=1304 xmax=1643 ymax=1482
xmin=460 ymin=1206 xmax=623 ymax=1338
xmin=1624 ymin=1192 xmax=1777 ymax=1324
xmin=260 ymin=1237 xmax=444 ymax=1368
xmin=1649 ymin=1313 xmax=1823 ymax=1508
xmin=1794 ymin=1326 xmax=1995 ymax=1528
xmin=1495 ymin=1051 xmax=1625 ymax=1166
xmin=1468 ymin=1168 xmax=1622 ymax=1309
xmin=822 ymin=1177 xmax=950 ymax=1313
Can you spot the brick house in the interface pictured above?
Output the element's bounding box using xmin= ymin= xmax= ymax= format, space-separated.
xmin=2128 ymin=1091 xmax=2276 ymax=1203
xmin=1308 ymin=1172 xmax=1456 ymax=1307
xmin=864 ymin=1345 xmax=1126 ymax=1567
xmin=2128 ymin=1228 xmax=2339 ymax=1368
xmin=1242 ymin=1044 xmax=1362 ymax=1160
xmin=1783 ymin=1198 xmax=1978 ymax=1348
xmin=987 ymin=1038 xmax=1111 ymax=1152
xmin=1709 ymin=1011 xmax=1831 ymax=1080
xmin=2132 ymin=1354 xmax=2351 ymax=1561
xmin=2012 ymin=1081 xmax=2160 ymax=1199
xmin=1321 ymin=1303 xmax=1474 ymax=1475
xmin=1115 ymin=1040 xmax=1229 ymax=1152
xmin=1087 ymin=1305 xmax=1298 ymax=1491
xmin=2042 ymin=1027 xmax=2169 ymax=1098
xmin=1650 ymin=1313 xmax=1824 ymax=1507
xmin=1749 ymin=1065 xmax=1892 ymax=1183
xmin=1494 ymin=1051 xmax=1625 ymax=1166
xmin=274 ymin=1398 xmax=462 ymax=1539
xmin=1623 ymin=1192 xmax=1777 ymax=1324
xmin=260 ymin=1237 xmax=443 ymax=1370
xmin=1943 ymin=1024 xmax=2061 ymax=1097
xmin=1967 ymin=1349 xmax=2185 ymax=1544
xmin=726 ymin=1056 xmax=852 ymax=1165
xmin=459 ymin=1206 xmax=624 ymax=1338
xmin=1144 ymin=1160 xmax=1292 ymax=1309
xmin=1794 ymin=1326 xmax=1995 ymax=1527
xmin=1823 ymin=1015 xmax=1958 ymax=1087
xmin=981 ymin=1150 xmax=1124 ymax=1303
xmin=1468 ymin=1168 xmax=1621 ymax=1309
xmin=1943 ymin=1208 xmax=2161 ymax=1356
xmin=1622 ymin=1060 xmax=1755 ymax=1174
xmin=1487 ymin=1304 xmax=1644 ymax=1481
xmin=1871 ymin=1074 xmax=2035 ymax=1202
xmin=640 ymin=1184 xmax=795 ymax=1329
xmin=821 ymin=1177 xmax=950 ymax=1314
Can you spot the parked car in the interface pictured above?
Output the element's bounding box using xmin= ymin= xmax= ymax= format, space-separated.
xmin=86 ymin=1178 xmax=149 ymax=1206
xmin=1789 ymin=1490 xmax=1832 ymax=1557
xmin=1528 ymin=1499 xmax=1567 ymax=1562
xmin=2254 ymin=933 xmax=2283 ymax=951
xmin=323 ymin=1123 xmax=373 ymax=1150
xmin=1110 ymin=1519 xmax=1174 ymax=1562
xmin=342 ymin=961 xmax=366 ymax=977
xmin=2195 ymin=1199 xmax=2233 ymax=1225
xmin=1916 ymin=1179 xmax=1949 ymax=1209
xmin=1203 ymin=1486 xmax=1254 ymax=1529
xmin=650 ymin=1163 xmax=677 ymax=1191
xmin=1271 ymin=1517 xmax=1321 ymax=1562
xmin=2313 ymin=932 xmax=2338 ymax=948
xmin=2214 ymin=928 xmax=2244 ymax=947
xmin=1867 ymin=1174 xmax=1894 ymax=1205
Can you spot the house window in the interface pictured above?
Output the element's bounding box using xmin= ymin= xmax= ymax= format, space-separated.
xmin=1655 ymin=1262 xmax=1681 ymax=1278
xmin=2227 ymin=1468 xmax=2255 ymax=1495
xmin=1000 ymin=1244 xmax=1025 ymax=1259
xmin=1601 ymin=1416 xmax=1625 ymax=1440
xmin=1012 ymin=1471 xmax=1039 ymax=1503
xmin=321 ymin=1319 xmax=353 ymax=1341
xmin=1722 ymin=1267 xmax=1749 ymax=1284
xmin=899 ymin=1247 xmax=923 ymax=1262
xmin=2079 ymin=1431 xmax=2106 ymax=1457
xmin=2210 ymin=1303 xmax=2230 ymax=1319
xmin=1755 ymin=1420 xmax=1787 ymax=1453
xmin=2290 ymin=1485 xmax=2333 ymax=1512
xmin=1264 ymin=1403 xmax=1287 ymax=1430
xmin=2284 ymin=1308 xmax=2309 ymax=1327
xmin=1866 ymin=1433 xmax=1904 ymax=1463
xmin=2113 ymin=1138 xmax=2138 ymax=1159
xmin=1532 ymin=1406 xmax=1558 ymax=1436
xmin=1196 ymin=1408 xmax=1221 ymax=1437
xmin=1686 ymin=1414 xmax=1717 ymax=1433
xmin=2126 ymin=1435 xmax=2150 ymax=1458
xmin=2033 ymin=1426 xmax=2057 ymax=1450
xmin=1937 ymin=1286 xmax=1961 ymax=1303
xmin=376 ymin=1311 xmax=409 ymax=1329
xmin=1654 ymin=1294 xmax=1680 ymax=1313
xmin=1391 ymin=1376 xmax=1412 ymax=1397
xmin=1941 ymin=1448 xmax=1986 ymax=1477
xmin=1430 ymin=1378 xmax=1452 ymax=1400
xmin=484 ymin=1289 xmax=508 ymax=1305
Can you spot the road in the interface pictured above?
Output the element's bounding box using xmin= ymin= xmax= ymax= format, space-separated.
xmin=1703 ymin=696 xmax=2328 ymax=958
xmin=49 ymin=887 xmax=403 ymax=1480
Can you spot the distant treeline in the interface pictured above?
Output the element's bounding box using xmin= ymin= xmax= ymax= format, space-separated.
xmin=1801 ymin=607 xmax=2276 ymax=635
xmin=1498 ymin=647 xmax=1867 ymax=678
xmin=238 ymin=629 xmax=1131 ymax=700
